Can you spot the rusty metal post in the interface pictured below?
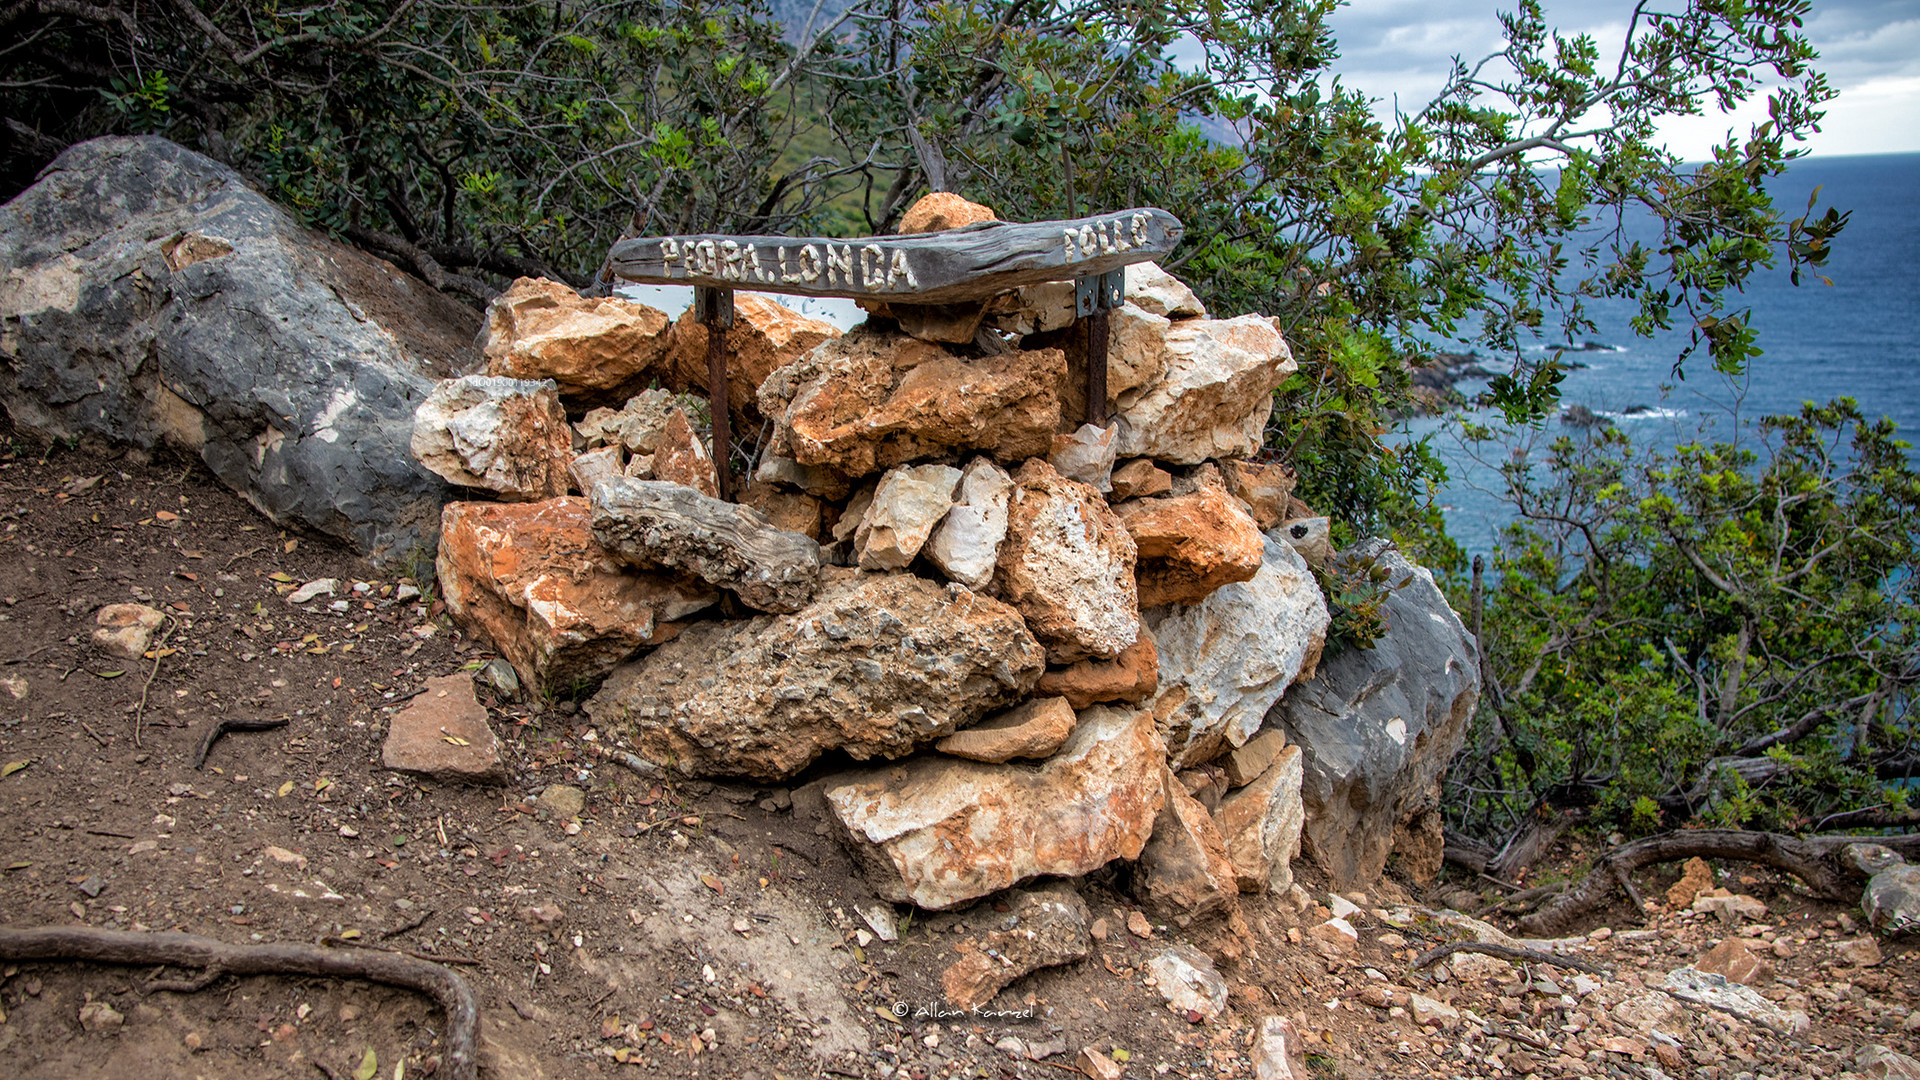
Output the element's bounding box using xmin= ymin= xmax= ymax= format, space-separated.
xmin=693 ymin=286 xmax=735 ymax=501
xmin=1075 ymin=268 xmax=1125 ymax=426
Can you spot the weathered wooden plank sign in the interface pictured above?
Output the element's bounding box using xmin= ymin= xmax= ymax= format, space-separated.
xmin=606 ymin=208 xmax=1183 ymax=304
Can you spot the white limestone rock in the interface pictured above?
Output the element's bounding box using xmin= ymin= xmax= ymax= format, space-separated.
xmin=855 ymin=463 xmax=961 ymax=570
xmin=923 ymin=458 xmax=1014 ymax=589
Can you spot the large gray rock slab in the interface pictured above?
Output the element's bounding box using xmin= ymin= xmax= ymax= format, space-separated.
xmin=584 ymin=571 xmax=1044 ymax=781
xmin=588 ymin=477 xmax=823 ymax=613
xmin=1864 ymin=864 xmax=1920 ymax=936
xmin=0 ymin=136 xmax=479 ymax=568
xmin=1265 ymin=540 xmax=1478 ymax=890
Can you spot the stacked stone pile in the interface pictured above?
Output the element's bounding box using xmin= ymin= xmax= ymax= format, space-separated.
xmin=411 ymin=193 xmax=1478 ymax=1001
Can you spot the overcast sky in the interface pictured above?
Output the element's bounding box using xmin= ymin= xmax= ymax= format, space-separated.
xmin=1321 ymin=0 xmax=1920 ymax=160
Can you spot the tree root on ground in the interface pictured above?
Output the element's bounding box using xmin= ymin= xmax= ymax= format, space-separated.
xmin=0 ymin=926 xmax=479 ymax=1080
xmin=1515 ymin=829 xmax=1882 ymax=938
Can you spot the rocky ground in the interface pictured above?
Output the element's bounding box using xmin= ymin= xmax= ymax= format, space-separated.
xmin=0 ymin=419 xmax=1916 ymax=1080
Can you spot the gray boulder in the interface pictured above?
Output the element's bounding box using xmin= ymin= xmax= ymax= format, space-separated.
xmin=0 ymin=136 xmax=479 ymax=567
xmin=1864 ymin=864 xmax=1920 ymax=936
xmin=1264 ymin=540 xmax=1479 ymax=890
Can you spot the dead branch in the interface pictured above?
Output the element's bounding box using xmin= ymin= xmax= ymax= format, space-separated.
xmin=1517 ymin=829 xmax=1853 ymax=937
xmin=192 ymin=716 xmax=290 ymax=769
xmin=0 ymin=926 xmax=478 ymax=1080
xmin=1411 ymin=940 xmax=1609 ymax=977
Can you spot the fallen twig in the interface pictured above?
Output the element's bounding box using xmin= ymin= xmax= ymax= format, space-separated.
xmin=132 ymin=617 xmax=177 ymax=748
xmin=381 ymin=909 xmax=432 ymax=940
xmin=1411 ymin=940 xmax=1610 ymax=977
xmin=192 ymin=716 xmax=290 ymax=769
xmin=223 ymin=545 xmax=265 ymax=569
xmin=0 ymin=926 xmax=479 ymax=1080
xmin=2 ymin=643 xmax=57 ymax=666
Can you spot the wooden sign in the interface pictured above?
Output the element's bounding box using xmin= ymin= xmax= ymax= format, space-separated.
xmin=605 ymin=208 xmax=1183 ymax=305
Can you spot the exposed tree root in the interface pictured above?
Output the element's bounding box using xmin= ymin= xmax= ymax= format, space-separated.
xmin=1411 ymin=940 xmax=1609 ymax=977
xmin=192 ymin=716 xmax=289 ymax=769
xmin=0 ymin=926 xmax=478 ymax=1080
xmin=1517 ymin=829 xmax=1861 ymax=937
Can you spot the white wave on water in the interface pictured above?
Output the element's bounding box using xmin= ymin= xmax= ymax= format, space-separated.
xmin=1597 ymin=405 xmax=1688 ymax=421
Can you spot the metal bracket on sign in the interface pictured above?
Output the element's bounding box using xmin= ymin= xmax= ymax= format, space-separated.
xmin=1074 ymin=268 xmax=1126 ymax=318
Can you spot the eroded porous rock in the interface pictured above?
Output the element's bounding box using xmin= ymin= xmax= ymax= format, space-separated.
xmin=993 ymin=459 xmax=1140 ymax=663
xmin=1214 ymin=745 xmax=1306 ymax=894
xmin=382 ymin=674 xmax=506 ymax=784
xmin=761 ymin=324 xmax=1064 ymax=478
xmin=940 ymin=884 xmax=1089 ymax=1011
xmin=589 ymin=478 xmax=821 ymax=613
xmin=1135 ymin=769 xmax=1240 ymax=921
xmin=825 ymin=705 xmax=1165 ymax=909
xmin=923 ymin=457 xmax=1013 ymax=589
xmin=1 ymin=136 xmax=478 ymax=566
xmin=436 ymin=498 xmax=717 ymax=694
xmin=481 ymin=277 xmax=670 ymax=398
xmin=412 ymin=375 xmax=572 ymax=501
xmin=934 ymin=696 xmax=1077 ymax=763
xmin=1266 ymin=540 xmax=1479 ymax=891
xmin=1112 ymin=315 xmax=1296 ymax=464
xmin=587 ymin=572 xmax=1044 ymax=781
xmin=1115 ymin=470 xmax=1265 ymax=608
xmin=1034 ymin=626 xmax=1158 ymax=710
xmin=855 ymin=463 xmax=960 ymax=571
xmin=660 ymin=292 xmax=839 ymax=427
xmin=1147 ymin=536 xmax=1328 ymax=769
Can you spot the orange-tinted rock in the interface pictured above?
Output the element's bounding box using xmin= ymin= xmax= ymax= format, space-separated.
xmin=941 ymin=884 xmax=1088 ymax=1011
xmin=411 ymin=375 xmax=572 ymax=501
xmin=1110 ymin=458 xmax=1172 ymax=500
xmin=993 ymin=459 xmax=1139 ymax=663
xmin=1220 ymin=459 xmax=1298 ymax=530
xmin=760 ymin=324 xmax=1064 ymax=478
xmin=1033 ymin=625 xmax=1159 ymax=710
xmin=934 ymin=696 xmax=1077 ymax=763
xmin=480 ymin=277 xmax=671 ymax=398
xmin=1667 ymin=857 xmax=1715 ymax=909
xmin=381 ymin=674 xmax=506 ymax=784
xmin=825 ymin=705 xmax=1165 ymax=909
xmin=1696 ymin=938 xmax=1775 ymax=985
xmin=898 ymin=192 xmax=998 ymax=234
xmin=739 ymin=481 xmax=827 ymax=541
xmin=436 ymin=498 xmax=717 ymax=694
xmin=92 ymin=603 xmax=167 ymax=660
xmin=652 ymin=407 xmax=718 ymax=497
xmin=1115 ymin=472 xmax=1265 ymax=608
xmin=1135 ymin=768 xmax=1241 ymax=921
xmin=1215 ymin=744 xmax=1305 ymax=894
xmin=660 ymin=292 xmax=840 ymax=430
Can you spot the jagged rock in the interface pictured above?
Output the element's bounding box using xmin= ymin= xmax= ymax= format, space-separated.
xmin=1274 ymin=517 xmax=1333 ymax=567
xmin=1834 ymin=936 xmax=1884 ymax=967
xmin=1106 ymin=302 xmax=1175 ymax=402
xmin=1115 ymin=472 xmax=1265 ymax=608
xmin=1695 ymin=938 xmax=1774 ymax=985
xmin=382 ymin=674 xmax=506 ymax=784
xmin=576 ymin=388 xmax=680 ymax=454
xmin=1865 ymin=865 xmax=1920 ymax=935
xmin=934 ymin=696 xmax=1078 ymax=763
xmin=567 ymin=445 xmax=625 ymax=496
xmin=761 ymin=324 xmax=1064 ymax=478
xmin=825 ymin=705 xmax=1165 ymax=909
xmin=1220 ymin=460 xmax=1297 ymax=530
xmin=1146 ymin=945 xmax=1228 ymax=1019
xmin=982 ymin=281 xmax=1078 ymax=338
xmin=739 ymin=481 xmax=828 ymax=541
xmin=651 ymin=407 xmax=717 ymax=497
xmin=753 ymin=451 xmax=854 ymax=501
xmin=1135 ymin=768 xmax=1240 ymax=921
xmin=1267 ymin=540 xmax=1478 ymax=890
xmin=412 ymin=375 xmax=572 ymax=500
xmin=1666 ymin=857 xmax=1716 ymax=908
xmin=1111 ymin=315 xmax=1295 ymax=464
xmin=1843 ymin=843 xmax=1906 ymax=877
xmin=1214 ymin=745 xmax=1305 ymax=894
xmin=659 ymin=292 xmax=839 ymax=427
xmin=993 ymin=459 xmax=1140 ymax=663
xmin=1049 ymin=422 xmax=1118 ymax=492
xmin=436 ymin=498 xmax=716 ymax=694
xmin=923 ymin=457 xmax=1013 ymax=589
xmin=1034 ymin=626 xmax=1159 ymax=710
xmin=589 ymin=478 xmax=821 ymax=613
xmin=1125 ymin=261 xmax=1206 ymax=319
xmin=1222 ymin=729 xmax=1287 ymax=788
xmin=898 ymin=192 xmax=998 ymax=233
xmin=587 ymin=572 xmax=1043 ymax=781
xmin=480 ymin=277 xmax=670 ymax=398
xmin=940 ymin=884 xmax=1089 ymax=1010
xmin=1253 ymin=1016 xmax=1306 ymax=1080
xmin=1147 ymin=536 xmax=1328 ymax=768
xmin=855 ymin=463 xmax=961 ymax=570
xmin=1692 ymin=889 xmax=1766 ymax=923
xmin=1109 ymin=458 xmax=1173 ymax=500
xmin=92 ymin=603 xmax=167 ymax=661
xmin=1857 ymin=1045 xmax=1920 ymax=1080
xmin=1662 ymin=968 xmax=1810 ymax=1033
xmin=1 ymin=136 xmax=477 ymax=567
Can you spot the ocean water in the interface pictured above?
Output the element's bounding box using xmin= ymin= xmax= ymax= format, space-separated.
xmin=1404 ymin=151 xmax=1920 ymax=558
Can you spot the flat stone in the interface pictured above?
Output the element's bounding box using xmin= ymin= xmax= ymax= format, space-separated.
xmin=940 ymin=883 xmax=1089 ymax=1011
xmin=1135 ymin=769 xmax=1240 ymax=922
xmin=992 ymin=458 xmax=1140 ymax=664
xmin=1695 ymin=937 xmax=1774 ymax=985
xmin=1662 ymin=967 xmax=1809 ymax=1033
xmin=412 ymin=374 xmax=572 ymax=500
xmin=1222 ymin=729 xmax=1288 ymax=788
xmin=1253 ymin=1016 xmax=1305 ymax=1080
xmin=1214 ymin=745 xmax=1305 ymax=894
xmin=1408 ymin=993 xmax=1459 ymax=1029
xmin=588 ymin=572 xmax=1043 ymax=781
xmin=651 ymin=406 xmax=718 ymax=497
xmin=1109 ymin=458 xmax=1172 ymax=500
xmin=935 ymin=696 xmax=1078 ymax=763
xmin=589 ymin=477 xmax=822 ymax=613
xmin=1835 ymin=936 xmax=1885 ymax=967
xmin=481 ymin=277 xmax=670 ymax=398
xmin=536 ymin=784 xmax=585 ymax=820
xmin=1146 ymin=945 xmax=1228 ymax=1019
xmin=1112 ymin=315 xmax=1296 ymax=464
xmin=1049 ymin=422 xmax=1118 ymax=492
xmin=1115 ymin=468 xmax=1265 ymax=608
xmin=825 ymin=705 xmax=1165 ymax=909
xmin=92 ymin=603 xmax=166 ymax=661
xmin=923 ymin=457 xmax=1014 ymax=589
xmin=1033 ymin=625 xmax=1159 ymax=710
xmin=1844 ymin=843 xmax=1906 ymax=877
xmin=856 ymin=463 xmax=961 ymax=570
xmin=1691 ymin=890 xmax=1766 ymax=923
xmin=382 ymin=674 xmax=506 ymax=784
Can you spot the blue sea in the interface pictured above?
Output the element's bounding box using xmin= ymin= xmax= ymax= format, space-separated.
xmin=1404 ymin=151 xmax=1920 ymax=558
